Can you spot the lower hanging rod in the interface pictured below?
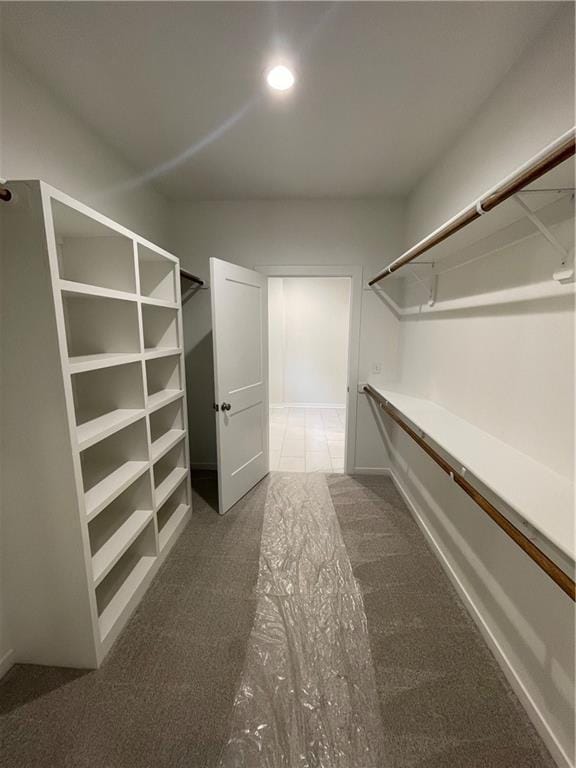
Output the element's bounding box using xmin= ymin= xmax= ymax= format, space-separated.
xmin=180 ymin=268 xmax=204 ymax=287
xmin=0 ymin=185 xmax=13 ymax=202
xmin=363 ymin=384 xmax=575 ymax=601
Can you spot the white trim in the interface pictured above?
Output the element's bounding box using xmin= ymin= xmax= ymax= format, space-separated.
xmin=271 ymin=402 xmax=346 ymax=410
xmin=352 ymin=466 xmax=391 ymax=475
xmin=255 ymin=264 xmax=363 ymax=476
xmin=387 ymin=466 xmax=572 ymax=768
xmin=0 ymin=649 xmax=15 ymax=679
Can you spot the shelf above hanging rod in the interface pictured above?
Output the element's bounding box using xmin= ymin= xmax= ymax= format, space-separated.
xmin=180 ymin=268 xmax=204 ymax=287
xmin=363 ymin=383 xmax=575 ymax=601
xmin=368 ymin=128 xmax=576 ymax=286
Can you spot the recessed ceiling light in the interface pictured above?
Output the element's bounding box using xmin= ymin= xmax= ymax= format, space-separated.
xmin=266 ymin=65 xmax=295 ymax=92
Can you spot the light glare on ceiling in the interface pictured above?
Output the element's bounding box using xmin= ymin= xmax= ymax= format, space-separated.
xmin=266 ymin=65 xmax=295 ymax=91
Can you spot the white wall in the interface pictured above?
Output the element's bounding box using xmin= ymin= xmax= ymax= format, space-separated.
xmin=0 ymin=43 xmax=169 ymax=676
xmin=269 ymin=277 xmax=350 ymax=407
xmin=406 ymin=7 xmax=575 ymax=244
xmin=169 ymin=199 xmax=405 ymax=470
xmin=376 ymin=9 xmax=575 ymax=766
xmin=0 ymin=47 xmax=168 ymax=246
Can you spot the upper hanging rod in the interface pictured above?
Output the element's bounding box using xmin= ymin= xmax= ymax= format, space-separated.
xmin=180 ymin=268 xmax=204 ymax=287
xmin=0 ymin=185 xmax=13 ymax=202
xmin=368 ymin=128 xmax=576 ymax=286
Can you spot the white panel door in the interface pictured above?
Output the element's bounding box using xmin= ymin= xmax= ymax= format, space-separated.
xmin=210 ymin=258 xmax=269 ymax=514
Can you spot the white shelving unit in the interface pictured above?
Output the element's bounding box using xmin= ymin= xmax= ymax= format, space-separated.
xmin=2 ymin=180 xmax=193 ymax=667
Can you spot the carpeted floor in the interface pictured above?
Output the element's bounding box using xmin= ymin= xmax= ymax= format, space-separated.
xmin=0 ymin=472 xmax=267 ymax=768
xmin=326 ymin=473 xmax=556 ymax=768
xmin=0 ymin=471 xmax=555 ymax=767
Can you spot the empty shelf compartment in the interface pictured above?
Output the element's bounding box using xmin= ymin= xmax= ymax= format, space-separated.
xmin=63 ymin=293 xmax=141 ymax=362
xmin=142 ymin=304 xmax=179 ymax=352
xmin=81 ymin=419 xmax=149 ymax=520
xmin=138 ymin=244 xmax=177 ymax=302
xmin=89 ymin=473 xmax=153 ymax=585
xmin=157 ymin=482 xmax=190 ymax=551
xmin=150 ymin=399 xmax=186 ymax=462
xmin=153 ymin=440 xmax=188 ymax=509
xmin=52 ymin=199 xmax=137 ymax=294
xmin=72 ymin=362 xmax=146 ymax=449
xmin=146 ymin=354 xmax=182 ymax=411
xmin=96 ymin=523 xmax=156 ymax=642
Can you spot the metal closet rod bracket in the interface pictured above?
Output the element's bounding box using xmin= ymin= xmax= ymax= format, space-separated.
xmin=513 ymin=193 xmax=575 ymax=284
xmin=406 ymin=261 xmax=438 ymax=306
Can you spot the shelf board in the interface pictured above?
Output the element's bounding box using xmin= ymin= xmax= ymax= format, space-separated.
xmin=69 ymin=352 xmax=141 ymax=375
xmin=92 ymin=509 xmax=153 ymax=587
xmin=144 ymin=347 xmax=182 ymax=361
xmin=159 ymin=503 xmax=190 ymax=551
xmin=77 ymin=409 xmax=146 ymax=451
xmin=140 ymin=296 xmax=178 ymax=309
xmin=59 ymin=279 xmax=138 ymax=303
xmin=147 ymin=389 xmax=184 ymax=413
xmin=98 ymin=554 xmax=156 ymax=642
xmin=370 ymin=385 xmax=575 ymax=563
xmin=151 ymin=429 xmax=186 ymax=463
xmin=155 ymin=467 xmax=188 ymax=510
xmin=85 ymin=460 xmax=150 ymax=521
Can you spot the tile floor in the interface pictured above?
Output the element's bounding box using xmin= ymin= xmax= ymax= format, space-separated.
xmin=269 ymin=406 xmax=346 ymax=473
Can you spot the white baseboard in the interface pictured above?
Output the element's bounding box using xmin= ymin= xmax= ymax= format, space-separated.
xmin=0 ymin=648 xmax=15 ymax=679
xmin=351 ymin=466 xmax=392 ymax=475
xmin=271 ymin=402 xmax=346 ymax=410
xmin=388 ymin=467 xmax=572 ymax=768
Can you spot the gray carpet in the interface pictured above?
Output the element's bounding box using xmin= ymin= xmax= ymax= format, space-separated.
xmin=0 ymin=472 xmax=268 ymax=768
xmin=0 ymin=472 xmax=556 ymax=767
xmin=326 ymin=473 xmax=556 ymax=768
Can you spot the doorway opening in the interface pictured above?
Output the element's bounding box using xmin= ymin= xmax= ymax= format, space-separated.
xmin=267 ymin=276 xmax=352 ymax=473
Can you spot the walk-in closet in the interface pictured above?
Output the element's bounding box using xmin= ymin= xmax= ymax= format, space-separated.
xmin=0 ymin=3 xmax=574 ymax=767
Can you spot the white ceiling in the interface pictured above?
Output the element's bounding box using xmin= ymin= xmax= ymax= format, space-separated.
xmin=2 ymin=2 xmax=561 ymax=201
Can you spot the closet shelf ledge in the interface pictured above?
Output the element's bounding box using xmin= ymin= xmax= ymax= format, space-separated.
xmin=147 ymin=389 xmax=184 ymax=413
xmin=77 ymin=409 xmax=146 ymax=451
xmin=155 ymin=467 xmax=188 ymax=510
xmin=92 ymin=509 xmax=154 ymax=587
xmin=59 ymin=280 xmax=138 ymax=303
xmin=85 ymin=460 xmax=150 ymax=522
xmin=158 ymin=503 xmax=190 ymax=552
xmin=144 ymin=347 xmax=182 ymax=361
xmin=69 ymin=352 xmax=141 ymax=374
xmin=151 ymin=429 xmax=186 ymax=463
xmin=366 ymin=383 xmax=574 ymax=564
xmin=140 ymin=296 xmax=178 ymax=309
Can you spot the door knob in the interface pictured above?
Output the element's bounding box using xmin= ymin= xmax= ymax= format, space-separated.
xmin=221 ymin=402 xmax=232 ymax=412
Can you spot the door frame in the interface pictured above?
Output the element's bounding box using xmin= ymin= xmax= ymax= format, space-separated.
xmin=255 ymin=264 xmax=362 ymax=474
